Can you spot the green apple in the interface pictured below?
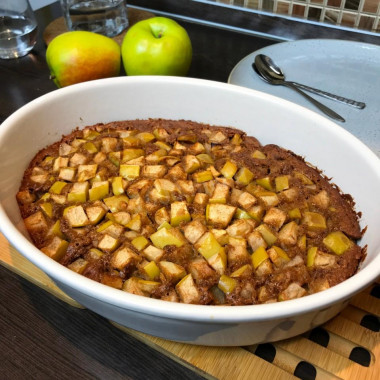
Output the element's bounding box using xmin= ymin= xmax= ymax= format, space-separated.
xmin=46 ymin=31 xmax=121 ymax=88
xmin=121 ymin=17 xmax=192 ymax=76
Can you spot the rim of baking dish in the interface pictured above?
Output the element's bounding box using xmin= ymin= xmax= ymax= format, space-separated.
xmin=1 ymin=76 xmax=380 ymax=323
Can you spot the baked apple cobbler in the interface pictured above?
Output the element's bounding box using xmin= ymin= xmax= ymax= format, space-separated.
xmin=16 ymin=119 xmax=364 ymax=305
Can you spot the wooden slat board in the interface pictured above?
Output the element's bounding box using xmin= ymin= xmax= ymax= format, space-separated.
xmin=0 ymin=232 xmax=379 ymax=380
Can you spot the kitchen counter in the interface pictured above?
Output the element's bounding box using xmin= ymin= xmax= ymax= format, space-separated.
xmin=1 ymin=2 xmax=379 ymax=379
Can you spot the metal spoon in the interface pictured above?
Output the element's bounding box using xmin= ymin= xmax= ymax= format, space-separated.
xmin=253 ymin=57 xmax=345 ymax=123
xmin=255 ymin=54 xmax=365 ymax=109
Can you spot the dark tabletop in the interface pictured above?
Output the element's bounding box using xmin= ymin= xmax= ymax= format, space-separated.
xmin=0 ymin=3 xmax=279 ymax=379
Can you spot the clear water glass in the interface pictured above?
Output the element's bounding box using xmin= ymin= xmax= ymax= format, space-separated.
xmin=0 ymin=0 xmax=38 ymax=59
xmin=60 ymin=0 xmax=129 ymax=37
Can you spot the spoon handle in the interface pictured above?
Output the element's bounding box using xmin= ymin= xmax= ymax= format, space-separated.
xmin=283 ymin=82 xmax=345 ymax=123
xmin=290 ymin=81 xmax=366 ymax=109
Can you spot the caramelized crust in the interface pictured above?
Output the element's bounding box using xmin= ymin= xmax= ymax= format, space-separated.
xmin=17 ymin=119 xmax=364 ymax=305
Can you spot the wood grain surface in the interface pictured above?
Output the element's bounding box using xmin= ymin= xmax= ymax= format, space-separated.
xmin=1 ymin=232 xmax=379 ymax=380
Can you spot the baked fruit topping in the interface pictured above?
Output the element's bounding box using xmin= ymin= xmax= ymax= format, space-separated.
xmin=17 ymin=119 xmax=364 ymax=305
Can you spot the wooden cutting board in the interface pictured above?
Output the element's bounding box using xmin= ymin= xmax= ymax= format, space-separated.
xmin=43 ymin=8 xmax=155 ymax=46
xmin=0 ymin=232 xmax=379 ymax=379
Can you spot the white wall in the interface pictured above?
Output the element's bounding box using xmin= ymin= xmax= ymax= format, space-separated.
xmin=30 ymin=0 xmax=57 ymax=10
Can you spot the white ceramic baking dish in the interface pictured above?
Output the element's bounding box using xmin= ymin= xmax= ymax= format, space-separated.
xmin=1 ymin=76 xmax=379 ymax=346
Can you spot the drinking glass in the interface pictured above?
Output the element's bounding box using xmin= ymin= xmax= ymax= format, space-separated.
xmin=60 ymin=0 xmax=129 ymax=37
xmin=0 ymin=0 xmax=37 ymax=59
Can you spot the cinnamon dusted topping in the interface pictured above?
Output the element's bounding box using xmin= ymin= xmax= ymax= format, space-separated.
xmin=17 ymin=119 xmax=364 ymax=305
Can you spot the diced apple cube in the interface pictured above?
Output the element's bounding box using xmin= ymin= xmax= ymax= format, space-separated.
xmin=120 ymin=164 xmax=140 ymax=180
xmin=255 ymin=224 xmax=277 ymax=246
xmin=294 ymin=171 xmax=313 ymax=185
xmin=183 ymin=220 xmax=207 ymax=244
xmin=111 ymin=176 xmax=125 ymax=196
xmin=131 ymin=235 xmax=149 ymax=251
xmin=16 ymin=190 xmax=36 ymax=205
xmin=68 ymin=258 xmax=88 ymax=274
xmin=263 ymin=207 xmax=287 ymax=231
xmin=220 ymin=160 xmax=237 ymax=179
xmin=101 ymin=137 xmax=118 ymax=153
xmin=278 ymin=221 xmax=299 ymax=246
xmin=154 ymin=178 xmax=177 ymax=195
xmin=93 ymin=152 xmax=107 ymax=164
xmin=314 ymin=251 xmax=337 ymax=268
xmin=83 ymin=141 xmax=98 ymax=154
xmin=125 ymin=214 xmax=142 ymax=232
xmin=104 ymin=194 xmax=129 ymax=212
xmin=98 ymin=234 xmax=120 ymax=252
xmin=256 ymin=191 xmax=279 ymax=207
xmin=311 ymin=190 xmax=330 ymax=209
xmin=142 ymin=165 xmax=167 ymax=179
xmin=194 ymin=170 xmax=213 ymax=183
xmin=228 ymin=244 xmax=250 ymax=267
xmin=59 ymin=167 xmax=76 ymax=182
xmin=195 ymin=231 xmax=223 ymax=260
xmin=170 ymin=201 xmax=191 ymax=227
xmin=40 ymin=202 xmax=53 ymax=218
xmin=267 ymin=246 xmax=290 ymax=268
xmin=176 ymin=180 xmax=195 ymax=195
xmin=247 ymin=231 xmax=267 ymax=252
xmin=206 ymin=203 xmax=236 ymax=228
xmin=323 ymin=231 xmax=353 ymax=255
xmin=49 ymin=181 xmax=68 ymax=195
xmin=302 ymin=212 xmax=327 ymax=231
xmin=142 ymin=261 xmax=160 ymax=280
xmin=30 ymin=167 xmax=49 ymax=183
xmin=234 ymin=167 xmax=254 ymax=186
xmin=150 ymin=227 xmax=185 ymax=249
xmin=188 ymin=258 xmax=216 ymax=281
xmin=159 ymin=261 xmax=186 ymax=284
xmin=77 ymin=164 xmax=98 ymax=181
xmin=53 ymin=157 xmax=69 ymax=172
xmin=167 ymin=165 xmax=187 ymax=180
xmin=50 ymin=194 xmax=67 ymax=204
xmin=24 ymin=211 xmax=48 ymax=234
xmin=278 ymin=283 xmax=306 ymax=301
xmin=175 ymin=274 xmax=200 ymax=304
xmin=111 ymin=246 xmax=139 ymax=270
xmin=89 ymin=181 xmax=109 ymax=201
xmin=83 ymin=129 xmax=100 ymax=140
xmin=238 ymin=192 xmax=257 ymax=210
xmin=70 ymin=153 xmax=88 ymax=167
xmin=226 ymin=219 xmax=252 ymax=238
xmin=231 ymin=264 xmax=252 ymax=278
xmin=275 ymin=176 xmax=289 ymax=192
xmin=142 ymin=245 xmax=164 ymax=262
xmin=64 ymin=205 xmax=89 ymax=227
xmin=218 ymin=275 xmax=236 ymax=294
xmin=252 ymin=150 xmax=266 ymax=159
xmin=280 ymin=188 xmax=298 ymax=202
xmin=154 ymin=207 xmax=170 ymax=225
xmin=113 ymin=211 xmax=131 ymax=226
xmin=193 ymin=193 xmax=208 ymax=206
xmin=41 ymin=236 xmax=69 ymax=261
xmin=211 ymin=229 xmax=229 ymax=246
xmin=209 ymin=183 xmax=229 ymax=204
xmin=182 ymin=155 xmax=201 ymax=173
xmin=209 ymin=131 xmax=227 ymax=144
xmin=67 ymin=181 xmax=89 ymax=203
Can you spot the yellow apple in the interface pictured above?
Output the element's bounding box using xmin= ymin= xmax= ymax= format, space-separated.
xmin=46 ymin=31 xmax=121 ymax=87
